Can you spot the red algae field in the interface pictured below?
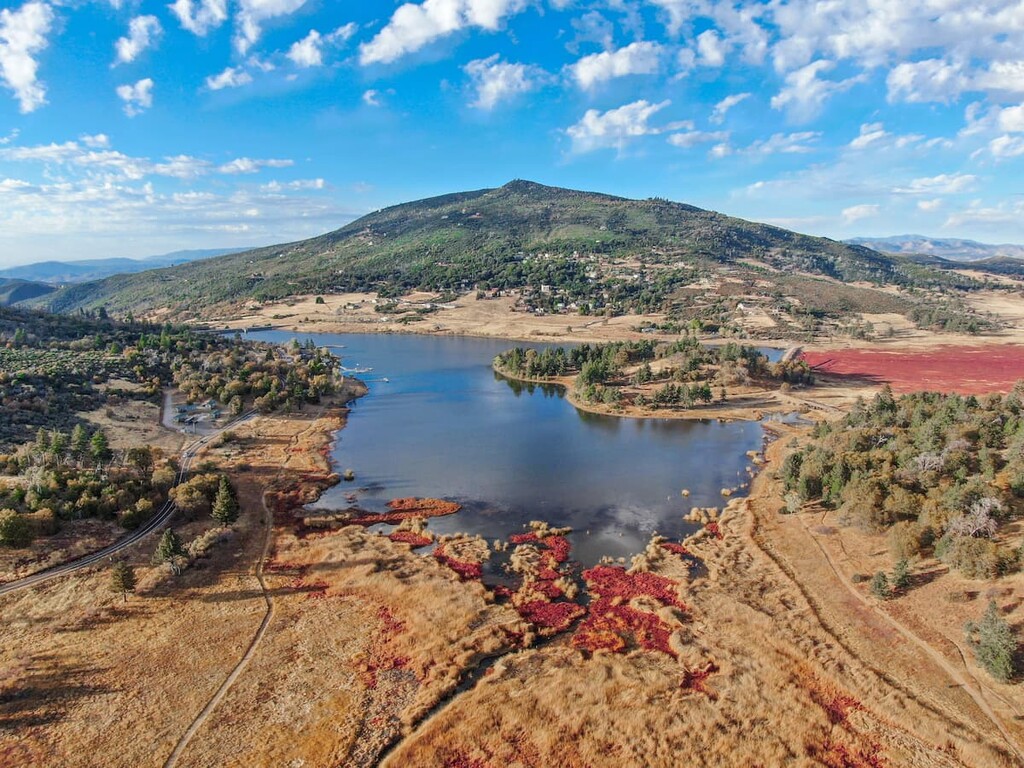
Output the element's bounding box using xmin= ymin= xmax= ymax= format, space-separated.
xmin=800 ymin=345 xmax=1024 ymax=394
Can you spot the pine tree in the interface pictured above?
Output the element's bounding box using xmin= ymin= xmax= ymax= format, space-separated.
xmin=211 ymin=476 xmax=240 ymax=525
xmin=89 ymin=430 xmax=110 ymax=464
xmin=70 ymin=424 xmax=89 ymax=457
xmin=966 ymin=601 xmax=1017 ymax=682
xmin=156 ymin=529 xmax=185 ymax=575
xmin=110 ymin=562 xmax=137 ymax=603
xmin=870 ymin=571 xmax=891 ymax=600
xmin=891 ymin=559 xmax=911 ymax=593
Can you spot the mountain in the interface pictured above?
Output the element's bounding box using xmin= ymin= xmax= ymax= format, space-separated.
xmin=40 ymin=180 xmax=955 ymax=317
xmin=846 ymin=235 xmax=1024 ymax=262
xmin=0 ymin=278 xmax=55 ymax=306
xmin=0 ymin=248 xmax=253 ymax=285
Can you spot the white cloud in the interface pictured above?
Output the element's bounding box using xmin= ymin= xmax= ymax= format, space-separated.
xmin=286 ymin=24 xmax=356 ymax=68
xmin=217 ymin=157 xmax=294 ymax=174
xmin=0 ymin=128 xmax=18 ymax=145
xmin=260 ymin=178 xmax=325 ymax=192
xmin=359 ymin=0 xmax=527 ymax=66
xmin=168 ymin=0 xmax=227 ymax=36
xmin=997 ymin=104 xmax=1024 ymax=133
xmin=464 ymin=55 xmax=542 ymax=110
xmin=918 ymin=199 xmax=942 ymax=212
xmin=647 ymin=0 xmax=700 ymax=36
xmin=567 ymin=99 xmax=671 ymax=154
xmin=116 ymin=78 xmax=154 ymax=117
xmin=848 ymin=122 xmax=888 ymax=150
xmin=80 ymin=134 xmax=110 ymax=148
xmin=287 ymin=29 xmax=324 ymax=67
xmin=893 ymin=173 xmax=977 ymax=195
xmin=887 ymin=58 xmax=966 ymax=104
xmin=205 ymin=66 xmax=253 ymax=90
xmin=570 ymin=41 xmax=662 ymax=90
xmin=115 ymin=15 xmax=161 ymax=65
xmin=989 ymin=135 xmax=1024 ymax=160
xmin=696 ymin=30 xmax=726 ymax=67
xmin=710 ymin=92 xmax=749 ymax=124
xmin=0 ymin=1 xmax=54 ymax=113
xmin=842 ymin=204 xmax=879 ymax=224
xmin=771 ymin=60 xmax=860 ymax=122
xmin=362 ymin=89 xmax=381 ymax=106
xmin=746 ymin=131 xmax=820 ymax=155
xmin=236 ymin=0 xmax=309 ymax=55
xmin=667 ymin=130 xmax=728 ymax=149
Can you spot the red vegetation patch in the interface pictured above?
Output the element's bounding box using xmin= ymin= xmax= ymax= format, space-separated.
xmin=800 ymin=346 xmax=1024 ymax=395
xmin=287 ymin=577 xmax=330 ymax=599
xmin=509 ymin=532 xmax=539 ymax=545
xmin=516 ymin=600 xmax=586 ymax=633
xmin=572 ymin=566 xmax=687 ymax=657
xmin=541 ymin=535 xmax=571 ymax=563
xmin=350 ymin=497 xmax=462 ymax=526
xmin=433 ymin=540 xmax=484 ymax=581
xmin=660 ymin=542 xmax=691 ymax=557
xmin=360 ymin=605 xmax=411 ymax=690
xmin=388 ymin=531 xmax=433 ymax=548
xmin=680 ymin=661 xmax=720 ymax=699
xmin=706 ymin=521 xmax=723 ymax=540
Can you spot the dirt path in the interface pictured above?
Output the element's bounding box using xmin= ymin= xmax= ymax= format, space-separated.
xmin=163 ymin=492 xmax=276 ymax=768
xmin=790 ymin=512 xmax=1024 ymax=761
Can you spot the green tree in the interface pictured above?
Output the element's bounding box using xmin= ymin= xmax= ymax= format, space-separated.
xmin=965 ymin=601 xmax=1017 ymax=682
xmin=0 ymin=509 xmax=33 ymax=548
xmin=156 ymin=529 xmax=186 ymax=574
xmin=110 ymin=561 xmax=137 ymax=603
xmin=70 ymin=424 xmax=89 ymax=458
xmin=891 ymin=559 xmax=911 ymax=593
xmin=211 ymin=476 xmax=240 ymax=525
xmin=89 ymin=430 xmax=110 ymax=464
xmin=12 ymin=326 xmax=27 ymax=347
xmin=870 ymin=571 xmax=891 ymax=600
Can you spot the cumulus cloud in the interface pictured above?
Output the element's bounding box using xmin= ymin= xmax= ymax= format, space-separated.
xmin=647 ymin=0 xmax=701 ymax=36
xmin=260 ymin=178 xmax=325 ymax=192
xmin=286 ymin=24 xmax=357 ymax=68
xmin=771 ymin=60 xmax=860 ymax=121
xmin=116 ymin=78 xmax=154 ymax=117
xmin=667 ymin=130 xmax=728 ymax=149
xmin=893 ymin=173 xmax=976 ymax=195
xmin=205 ymin=66 xmax=253 ymax=90
xmin=710 ymin=92 xmax=749 ymax=124
xmin=696 ymin=30 xmax=726 ymax=67
xmin=168 ymin=0 xmax=228 ymax=37
xmin=848 ymin=122 xmax=888 ymax=150
xmin=918 ymin=198 xmax=942 ymax=212
xmin=887 ymin=58 xmax=966 ymax=104
xmin=360 ymin=0 xmax=527 ymax=66
xmin=81 ymin=134 xmax=110 ymax=148
xmin=464 ymin=55 xmax=543 ymax=110
xmin=235 ymin=0 xmax=309 ymax=54
xmin=0 ymin=1 xmax=54 ymax=113
xmin=570 ymin=41 xmax=662 ymax=90
xmin=997 ymin=104 xmax=1024 ymax=133
xmin=115 ymin=15 xmax=161 ymax=65
xmin=842 ymin=204 xmax=879 ymax=224
xmin=567 ymin=99 xmax=671 ymax=154
xmin=362 ymin=89 xmax=381 ymax=106
xmin=989 ymin=135 xmax=1024 ymax=160
xmin=217 ymin=157 xmax=294 ymax=174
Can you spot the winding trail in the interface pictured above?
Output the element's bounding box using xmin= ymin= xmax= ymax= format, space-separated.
xmin=163 ymin=491 xmax=275 ymax=768
xmin=787 ymin=507 xmax=1024 ymax=762
xmin=0 ymin=410 xmax=256 ymax=598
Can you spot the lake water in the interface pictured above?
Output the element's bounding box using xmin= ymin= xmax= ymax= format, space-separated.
xmin=248 ymin=331 xmax=770 ymax=565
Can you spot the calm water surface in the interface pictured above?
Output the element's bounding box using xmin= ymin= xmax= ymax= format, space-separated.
xmin=249 ymin=331 xmax=769 ymax=564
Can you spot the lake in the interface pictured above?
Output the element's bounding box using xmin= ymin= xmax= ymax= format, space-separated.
xmin=248 ymin=331 xmax=770 ymax=565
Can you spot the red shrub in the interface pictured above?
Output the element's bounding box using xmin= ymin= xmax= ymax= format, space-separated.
xmin=680 ymin=661 xmax=719 ymax=698
xmin=661 ymin=542 xmax=691 ymax=557
xmin=388 ymin=531 xmax=432 ymax=548
xmin=706 ymin=521 xmax=723 ymax=540
xmin=516 ymin=600 xmax=586 ymax=633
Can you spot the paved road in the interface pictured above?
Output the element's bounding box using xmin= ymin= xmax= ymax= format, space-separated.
xmin=0 ymin=410 xmax=256 ymax=598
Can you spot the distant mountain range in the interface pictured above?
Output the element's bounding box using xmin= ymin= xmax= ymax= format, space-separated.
xmin=0 ymin=248 xmax=253 ymax=285
xmin=846 ymin=236 xmax=1024 ymax=262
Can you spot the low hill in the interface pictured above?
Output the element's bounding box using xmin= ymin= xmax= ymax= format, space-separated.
xmin=0 ymin=248 xmax=252 ymax=285
xmin=847 ymin=235 xmax=1024 ymax=262
xmin=0 ymin=278 xmax=55 ymax=306
xmin=40 ymin=180 xmax=970 ymax=321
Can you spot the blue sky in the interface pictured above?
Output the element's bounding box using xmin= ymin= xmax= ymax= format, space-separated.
xmin=0 ymin=0 xmax=1023 ymax=266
